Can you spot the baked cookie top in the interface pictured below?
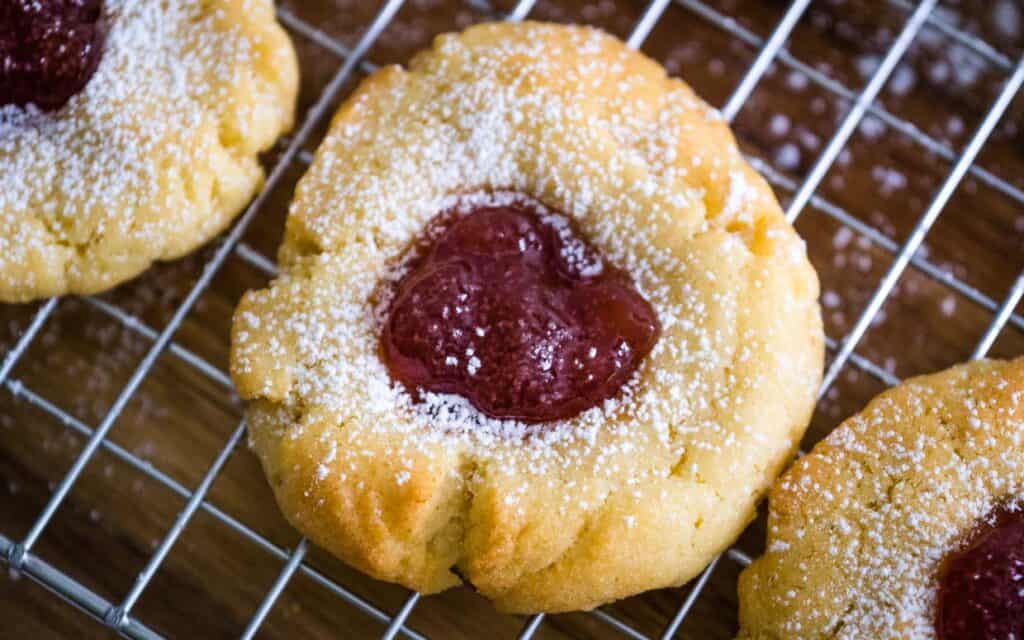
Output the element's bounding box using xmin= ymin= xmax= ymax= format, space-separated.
xmin=231 ymin=21 xmax=822 ymax=612
xmin=737 ymin=357 xmax=1024 ymax=639
xmin=0 ymin=0 xmax=298 ymax=302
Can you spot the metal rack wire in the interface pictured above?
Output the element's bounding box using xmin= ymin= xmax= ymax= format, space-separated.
xmin=2 ymin=0 xmax=1024 ymax=638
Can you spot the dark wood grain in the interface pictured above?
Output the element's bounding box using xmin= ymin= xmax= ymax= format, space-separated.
xmin=3 ymin=0 xmax=1024 ymax=638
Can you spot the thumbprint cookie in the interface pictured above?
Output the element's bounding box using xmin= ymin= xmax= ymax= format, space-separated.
xmin=737 ymin=357 xmax=1024 ymax=639
xmin=0 ymin=0 xmax=298 ymax=301
xmin=230 ymin=22 xmax=823 ymax=613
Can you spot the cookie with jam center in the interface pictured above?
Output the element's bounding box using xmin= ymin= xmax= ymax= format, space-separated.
xmin=737 ymin=357 xmax=1024 ymax=639
xmin=231 ymin=21 xmax=823 ymax=613
xmin=0 ymin=0 xmax=298 ymax=301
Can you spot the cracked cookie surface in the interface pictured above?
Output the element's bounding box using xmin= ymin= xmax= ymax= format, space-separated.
xmin=230 ymin=21 xmax=822 ymax=613
xmin=0 ymin=0 xmax=298 ymax=302
xmin=737 ymin=358 xmax=1024 ymax=639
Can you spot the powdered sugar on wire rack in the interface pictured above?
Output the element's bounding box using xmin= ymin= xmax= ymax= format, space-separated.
xmin=1 ymin=1 xmax=1024 ymax=639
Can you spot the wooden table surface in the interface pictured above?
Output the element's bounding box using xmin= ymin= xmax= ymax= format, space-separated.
xmin=3 ymin=0 xmax=1024 ymax=638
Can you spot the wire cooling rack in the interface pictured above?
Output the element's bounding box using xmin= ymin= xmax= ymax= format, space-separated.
xmin=2 ymin=0 xmax=1024 ymax=638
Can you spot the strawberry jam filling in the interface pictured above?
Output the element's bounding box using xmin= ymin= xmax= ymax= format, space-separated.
xmin=936 ymin=505 xmax=1024 ymax=640
xmin=0 ymin=0 xmax=106 ymax=111
xmin=380 ymin=197 xmax=660 ymax=424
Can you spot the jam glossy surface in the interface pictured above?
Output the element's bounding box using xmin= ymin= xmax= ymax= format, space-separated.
xmin=0 ymin=0 xmax=106 ymax=111
xmin=936 ymin=506 xmax=1024 ymax=640
xmin=380 ymin=198 xmax=660 ymax=424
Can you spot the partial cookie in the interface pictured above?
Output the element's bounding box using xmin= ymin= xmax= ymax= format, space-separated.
xmin=231 ymin=22 xmax=823 ymax=613
xmin=737 ymin=357 xmax=1024 ymax=639
xmin=0 ymin=0 xmax=298 ymax=302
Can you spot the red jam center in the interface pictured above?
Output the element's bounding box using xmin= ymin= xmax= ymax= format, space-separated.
xmin=936 ymin=506 xmax=1024 ymax=640
xmin=0 ymin=0 xmax=106 ymax=112
xmin=380 ymin=197 xmax=660 ymax=424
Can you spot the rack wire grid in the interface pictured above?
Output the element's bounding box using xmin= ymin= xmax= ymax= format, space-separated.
xmin=2 ymin=0 xmax=1024 ymax=638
